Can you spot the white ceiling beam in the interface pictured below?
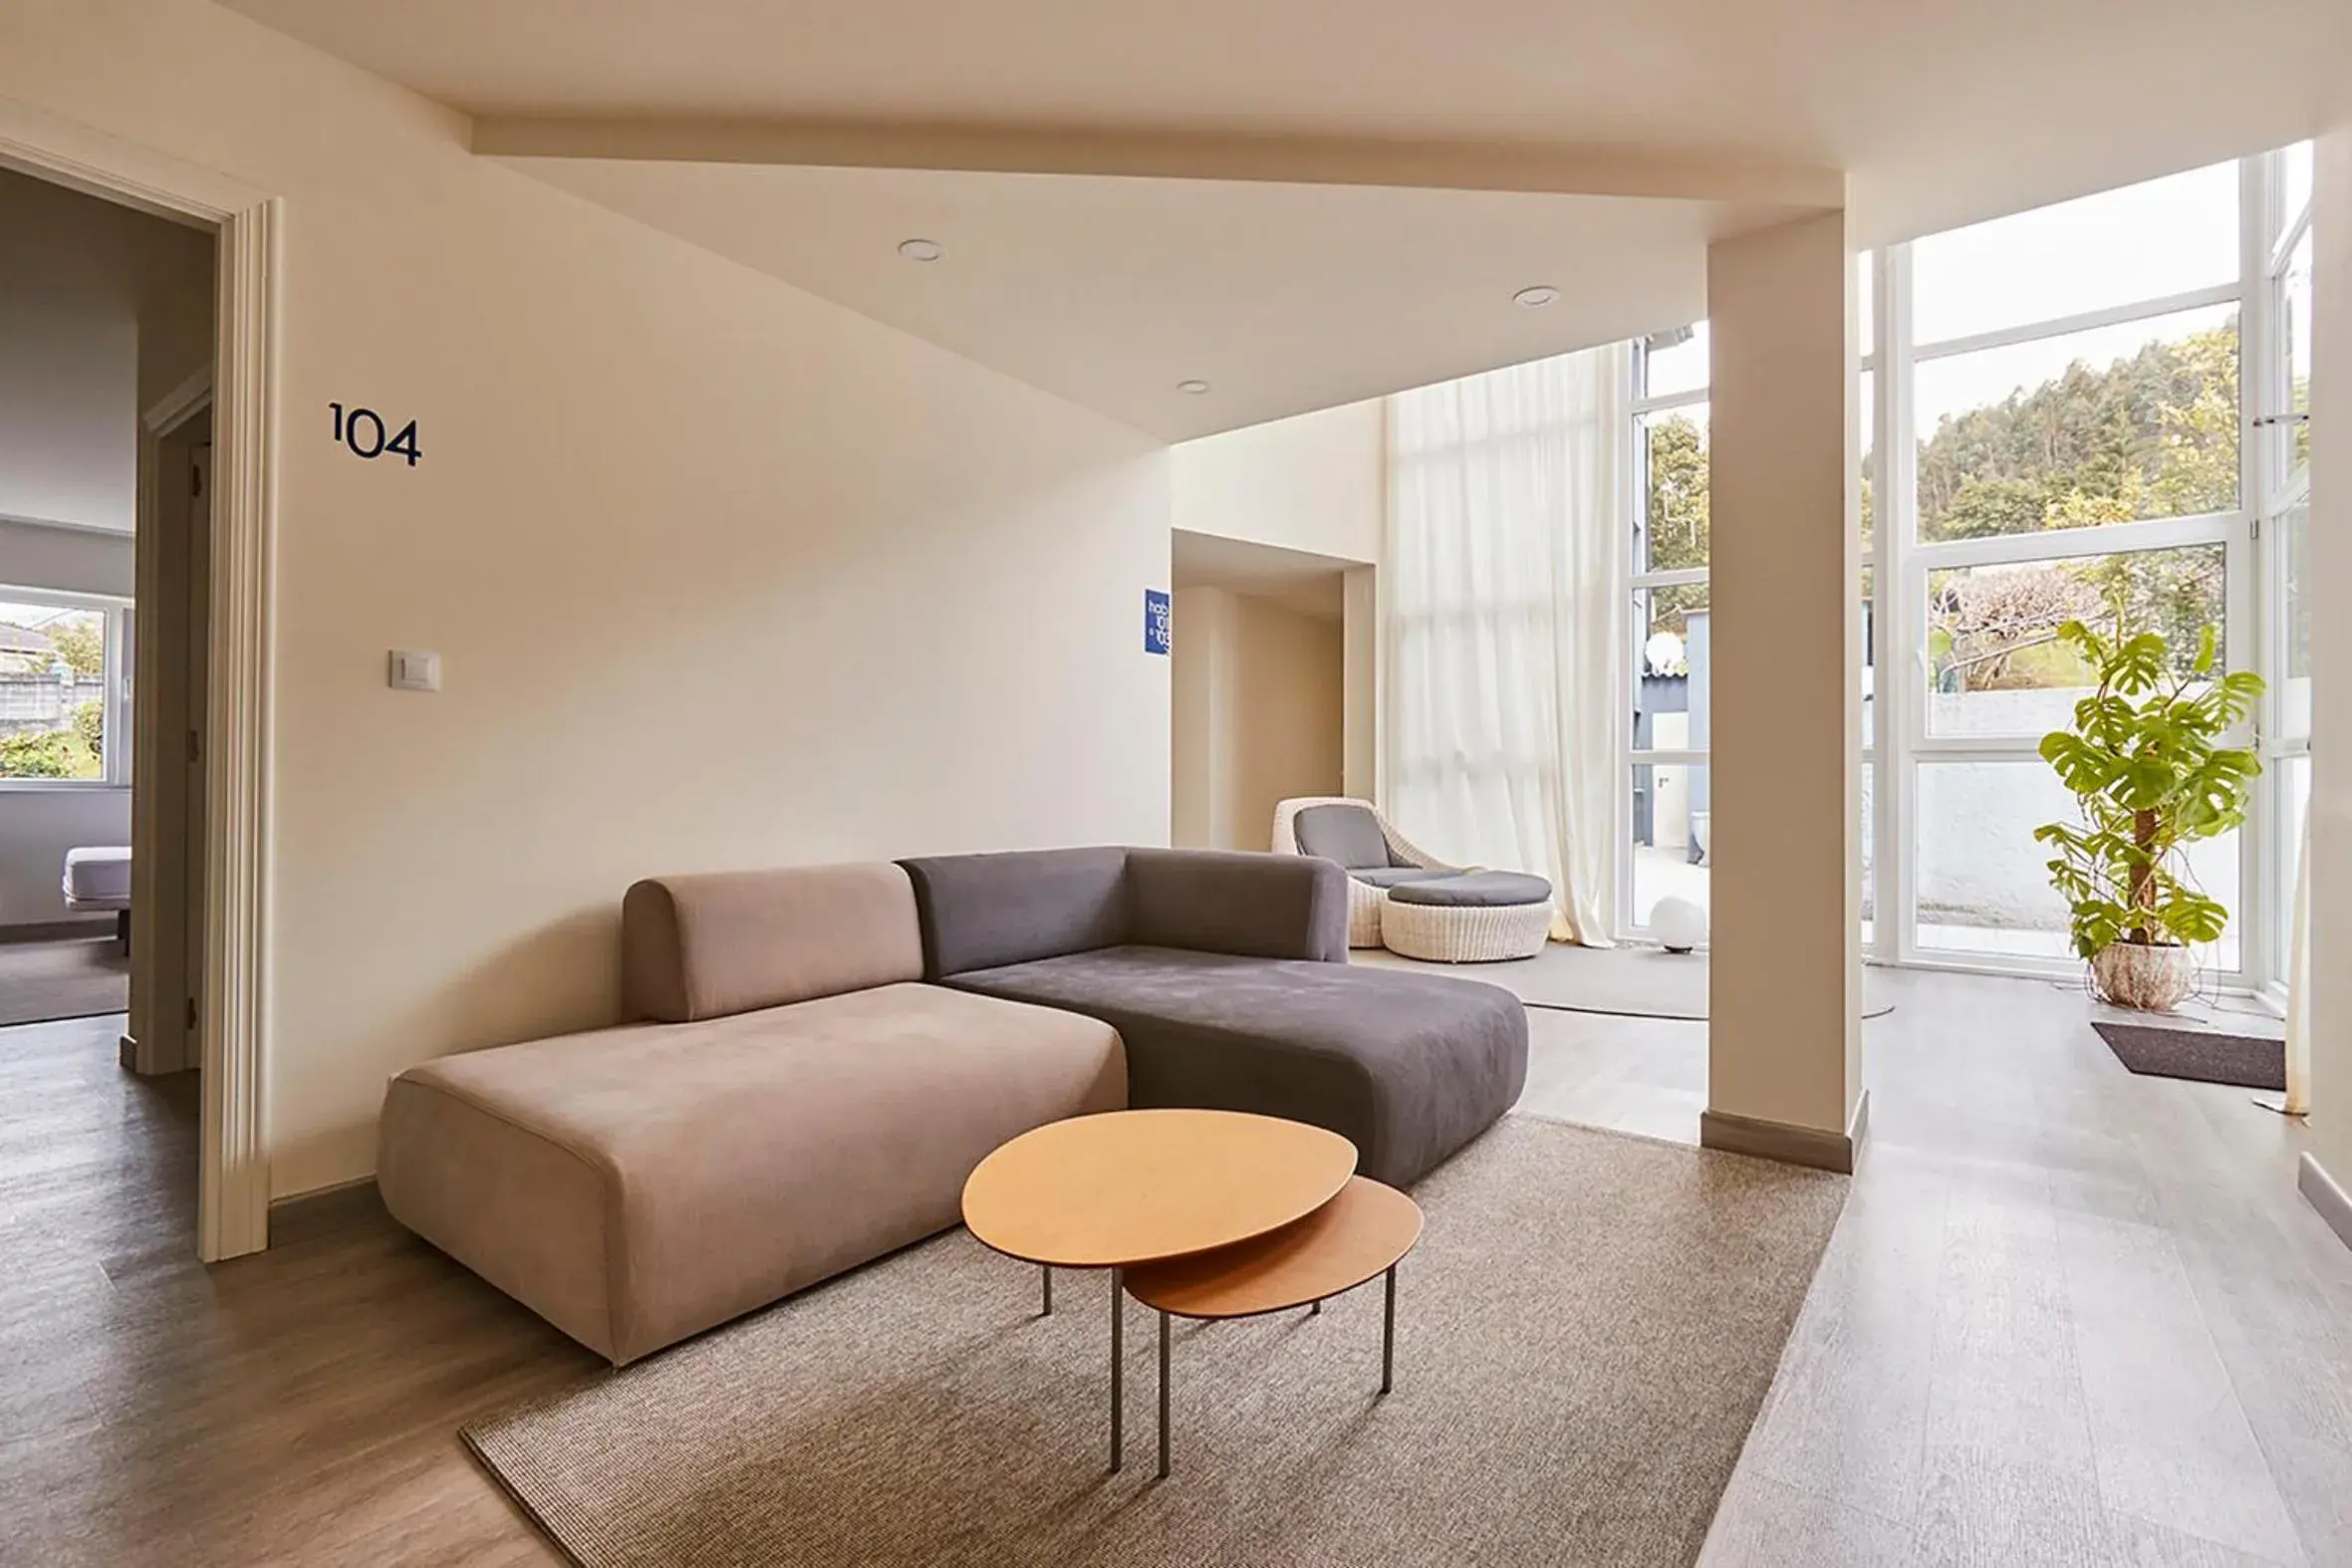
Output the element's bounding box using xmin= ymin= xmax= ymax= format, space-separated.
xmin=471 ymin=115 xmax=1845 ymax=208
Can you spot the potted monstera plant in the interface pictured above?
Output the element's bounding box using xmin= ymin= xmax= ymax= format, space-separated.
xmin=2033 ymin=616 xmax=2263 ymax=1010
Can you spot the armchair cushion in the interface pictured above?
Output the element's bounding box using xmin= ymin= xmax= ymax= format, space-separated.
xmin=1292 ymin=803 xmax=1396 ymax=870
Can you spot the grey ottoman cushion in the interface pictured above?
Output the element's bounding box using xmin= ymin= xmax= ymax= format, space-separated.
xmin=1389 ymin=871 xmax=1553 ymax=908
xmin=1348 ymin=866 xmax=1456 ymax=890
xmin=945 ymin=945 xmax=1528 ymax=1186
xmin=1292 ymin=803 xmax=1395 ymax=870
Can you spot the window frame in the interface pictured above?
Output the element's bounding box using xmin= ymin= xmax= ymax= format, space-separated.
xmin=2256 ymin=145 xmax=2317 ymax=1008
xmin=1882 ymin=155 xmax=2266 ymax=981
xmin=1617 ymin=339 xmax=1716 ymax=940
xmin=0 ymin=585 xmax=133 ymax=791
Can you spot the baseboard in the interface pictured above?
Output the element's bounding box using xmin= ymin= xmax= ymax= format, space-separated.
xmin=2298 ymin=1154 xmax=2352 ymax=1253
xmin=267 ymin=1176 xmax=383 ymax=1246
xmin=1700 ymin=1093 xmax=1867 ymax=1176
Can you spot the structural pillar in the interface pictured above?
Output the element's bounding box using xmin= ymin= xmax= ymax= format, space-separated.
xmin=1700 ymin=209 xmax=1866 ymax=1173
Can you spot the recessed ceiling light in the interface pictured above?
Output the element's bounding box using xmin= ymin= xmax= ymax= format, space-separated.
xmin=1176 ymin=380 xmax=1211 ymax=394
xmin=898 ymin=238 xmax=944 ymax=262
xmin=1513 ymin=285 xmax=1560 ymax=309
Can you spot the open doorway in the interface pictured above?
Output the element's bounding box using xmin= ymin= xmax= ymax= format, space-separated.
xmin=1171 ymin=529 xmax=1370 ymax=851
xmin=0 ymin=160 xmax=216 ymax=1236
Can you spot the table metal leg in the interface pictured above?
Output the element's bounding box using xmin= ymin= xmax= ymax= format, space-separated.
xmin=1041 ymin=1264 xmax=1053 ymax=1317
xmin=1158 ymin=1310 xmax=1172 ymax=1479
xmin=1381 ymin=1265 xmax=1396 ymax=1396
xmin=1309 ymin=1298 xmax=1321 ymax=1317
xmin=1110 ymin=1268 xmax=1124 ymax=1472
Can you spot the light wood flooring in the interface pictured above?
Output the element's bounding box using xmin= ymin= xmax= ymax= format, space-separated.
xmin=2 ymin=968 xmax=2349 ymax=1565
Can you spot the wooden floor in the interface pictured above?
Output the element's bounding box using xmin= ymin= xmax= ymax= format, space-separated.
xmin=3 ymin=969 xmax=2349 ymax=1565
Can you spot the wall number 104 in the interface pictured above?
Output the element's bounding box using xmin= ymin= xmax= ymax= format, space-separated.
xmin=329 ymin=402 xmax=421 ymax=466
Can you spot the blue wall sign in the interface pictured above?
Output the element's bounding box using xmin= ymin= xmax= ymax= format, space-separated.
xmin=1144 ymin=589 xmax=1173 ymax=655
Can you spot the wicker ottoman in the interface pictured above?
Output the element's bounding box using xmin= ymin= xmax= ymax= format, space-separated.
xmin=1382 ymin=872 xmax=1554 ymax=962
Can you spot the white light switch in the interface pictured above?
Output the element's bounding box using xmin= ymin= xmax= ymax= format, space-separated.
xmin=389 ymin=649 xmax=440 ymax=692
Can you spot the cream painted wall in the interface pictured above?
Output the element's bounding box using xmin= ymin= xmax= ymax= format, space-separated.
xmin=1171 ymin=585 xmax=1233 ymax=850
xmin=2305 ymin=128 xmax=2352 ymax=1195
xmin=1171 ymin=398 xmax=1384 ymax=565
xmin=1704 ymin=208 xmax=1861 ymax=1148
xmin=1230 ymin=595 xmax=1344 ymax=852
xmin=0 ymin=0 xmax=1172 ymax=1197
xmin=1170 ymin=586 xmax=1342 ymax=852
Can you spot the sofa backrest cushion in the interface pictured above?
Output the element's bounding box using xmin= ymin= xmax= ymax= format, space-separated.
xmin=898 ymin=847 xmax=1132 ymax=979
xmin=1127 ymin=848 xmax=1348 ymax=963
xmin=622 ymin=863 xmax=923 ymax=1022
xmin=1292 ymin=802 xmax=1393 ymax=869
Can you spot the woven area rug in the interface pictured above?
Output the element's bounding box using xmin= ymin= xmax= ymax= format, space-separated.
xmin=464 ymin=1117 xmax=1847 ymax=1568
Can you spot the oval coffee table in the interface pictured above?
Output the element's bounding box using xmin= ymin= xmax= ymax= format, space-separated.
xmin=1125 ymin=1176 xmax=1424 ymax=1477
xmin=961 ymin=1109 xmax=1357 ymax=1472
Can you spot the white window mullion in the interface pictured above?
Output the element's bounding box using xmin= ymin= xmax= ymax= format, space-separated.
xmin=1911 ymin=281 xmax=2245 ymax=366
xmin=1880 ymin=245 xmax=1921 ymax=967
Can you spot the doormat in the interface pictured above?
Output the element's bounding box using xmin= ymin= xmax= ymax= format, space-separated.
xmin=2092 ymin=1019 xmax=2285 ymax=1091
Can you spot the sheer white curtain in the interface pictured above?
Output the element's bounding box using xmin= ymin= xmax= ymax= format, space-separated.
xmin=1382 ymin=344 xmax=1629 ymax=945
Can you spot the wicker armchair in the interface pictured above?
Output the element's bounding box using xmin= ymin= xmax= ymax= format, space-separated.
xmin=1271 ymin=797 xmax=1455 ymax=948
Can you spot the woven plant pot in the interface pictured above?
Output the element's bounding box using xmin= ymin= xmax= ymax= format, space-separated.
xmin=2090 ymin=940 xmax=2194 ymax=1012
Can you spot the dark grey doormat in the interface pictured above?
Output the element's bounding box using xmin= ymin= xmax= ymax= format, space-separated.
xmin=462 ymin=1116 xmax=1846 ymax=1568
xmin=2092 ymin=1019 xmax=2286 ymax=1091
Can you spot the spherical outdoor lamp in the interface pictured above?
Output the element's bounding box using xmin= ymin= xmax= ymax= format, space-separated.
xmin=1651 ymin=897 xmax=1707 ymax=955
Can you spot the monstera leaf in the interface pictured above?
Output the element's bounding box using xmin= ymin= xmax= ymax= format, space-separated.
xmin=2035 ymin=613 xmax=2263 ymax=959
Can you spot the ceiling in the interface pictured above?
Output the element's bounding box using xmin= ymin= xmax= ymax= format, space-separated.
xmin=220 ymin=0 xmax=2352 ymax=241
xmin=500 ymin=159 xmax=1788 ymax=439
xmin=219 ymin=0 xmax=2352 ymax=439
xmin=1173 ymin=531 xmax=1350 ymax=621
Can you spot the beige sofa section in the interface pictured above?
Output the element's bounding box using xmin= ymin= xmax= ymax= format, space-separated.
xmin=378 ymin=865 xmax=1123 ymax=1365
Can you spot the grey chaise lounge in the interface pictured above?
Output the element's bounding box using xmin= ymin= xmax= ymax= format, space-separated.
xmin=378 ymin=848 xmax=1524 ymax=1365
xmin=899 ymin=847 xmax=1527 ymax=1187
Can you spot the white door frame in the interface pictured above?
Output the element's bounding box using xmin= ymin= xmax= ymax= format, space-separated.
xmin=0 ymin=101 xmax=281 ymax=1263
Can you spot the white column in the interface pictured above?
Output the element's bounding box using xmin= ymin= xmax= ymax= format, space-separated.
xmin=2301 ymin=128 xmax=2352 ymax=1240
xmin=1702 ymin=209 xmax=1865 ymax=1171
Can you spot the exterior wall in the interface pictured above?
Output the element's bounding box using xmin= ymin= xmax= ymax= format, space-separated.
xmin=0 ymin=0 xmax=1172 ymax=1197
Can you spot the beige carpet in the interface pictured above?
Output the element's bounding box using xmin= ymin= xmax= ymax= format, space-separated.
xmin=464 ymin=1117 xmax=1847 ymax=1568
xmin=0 ymin=934 xmax=128 ymax=1027
xmin=1358 ymin=942 xmax=1895 ymax=1022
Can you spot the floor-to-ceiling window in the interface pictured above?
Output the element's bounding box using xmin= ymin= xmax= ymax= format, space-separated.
xmin=1619 ymin=146 xmax=2312 ymax=992
xmin=1622 ymin=325 xmax=1711 ymax=935
xmin=2261 ymin=142 xmax=2315 ymax=1005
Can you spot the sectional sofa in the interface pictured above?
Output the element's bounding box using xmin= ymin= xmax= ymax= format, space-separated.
xmin=378 ymin=847 xmax=1526 ymax=1365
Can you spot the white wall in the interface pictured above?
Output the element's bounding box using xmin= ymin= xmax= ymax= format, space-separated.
xmin=1171 ymin=398 xmax=1384 ymax=564
xmin=0 ymin=787 xmax=127 ymax=927
xmin=0 ymin=1 xmax=1172 ymax=1197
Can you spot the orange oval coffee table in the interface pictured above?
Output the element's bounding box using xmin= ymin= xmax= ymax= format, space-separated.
xmin=1126 ymin=1176 xmax=1424 ymax=1477
xmin=961 ymin=1109 xmax=1358 ymax=1472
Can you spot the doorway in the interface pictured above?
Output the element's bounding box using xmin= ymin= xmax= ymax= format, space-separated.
xmin=1171 ymin=530 xmax=1366 ymax=851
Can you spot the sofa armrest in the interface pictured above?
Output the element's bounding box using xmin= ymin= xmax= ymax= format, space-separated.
xmin=1125 ymin=849 xmax=1348 ymax=963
